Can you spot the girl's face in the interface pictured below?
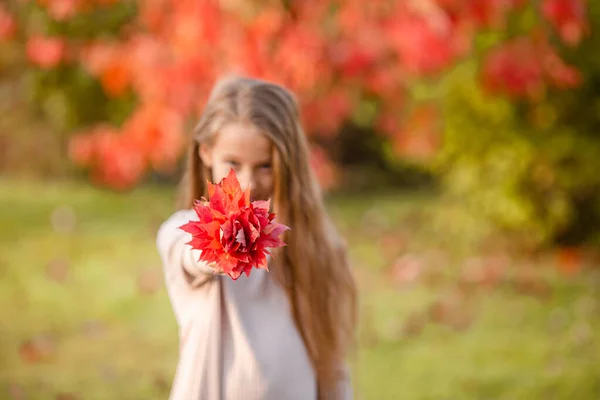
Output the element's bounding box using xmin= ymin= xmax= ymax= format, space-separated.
xmin=200 ymin=122 xmax=275 ymax=202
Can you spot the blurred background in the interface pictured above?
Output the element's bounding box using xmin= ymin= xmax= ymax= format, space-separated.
xmin=1 ymin=0 xmax=599 ymax=398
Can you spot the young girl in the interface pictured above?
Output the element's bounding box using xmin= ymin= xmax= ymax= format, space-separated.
xmin=157 ymin=76 xmax=358 ymax=400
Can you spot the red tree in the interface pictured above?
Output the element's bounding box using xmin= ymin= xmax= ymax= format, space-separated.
xmin=5 ymin=0 xmax=588 ymax=189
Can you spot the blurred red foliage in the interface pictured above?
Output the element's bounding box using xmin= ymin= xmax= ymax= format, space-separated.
xmin=542 ymin=0 xmax=588 ymax=46
xmin=482 ymin=34 xmax=582 ymax=99
xmin=556 ymin=246 xmax=583 ymax=275
xmin=0 ymin=4 xmax=17 ymax=41
xmin=9 ymin=0 xmax=588 ymax=189
xmin=26 ymin=35 xmax=67 ymax=69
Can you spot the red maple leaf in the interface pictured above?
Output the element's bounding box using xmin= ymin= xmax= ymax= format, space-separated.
xmin=179 ymin=169 xmax=290 ymax=280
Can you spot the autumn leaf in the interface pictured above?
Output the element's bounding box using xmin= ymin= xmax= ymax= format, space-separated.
xmin=179 ymin=169 xmax=290 ymax=280
xmin=556 ymin=246 xmax=583 ymax=276
xmin=46 ymin=258 xmax=69 ymax=282
xmin=18 ymin=334 xmax=57 ymax=364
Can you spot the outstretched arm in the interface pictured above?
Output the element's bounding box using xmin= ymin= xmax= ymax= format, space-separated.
xmin=157 ymin=209 xmax=217 ymax=288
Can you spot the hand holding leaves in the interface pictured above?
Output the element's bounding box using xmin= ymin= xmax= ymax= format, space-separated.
xmin=179 ymin=170 xmax=290 ymax=280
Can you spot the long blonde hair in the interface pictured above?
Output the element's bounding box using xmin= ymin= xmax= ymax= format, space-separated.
xmin=177 ymin=76 xmax=358 ymax=397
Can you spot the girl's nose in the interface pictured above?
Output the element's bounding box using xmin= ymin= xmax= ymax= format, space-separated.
xmin=236 ymin=169 xmax=256 ymax=191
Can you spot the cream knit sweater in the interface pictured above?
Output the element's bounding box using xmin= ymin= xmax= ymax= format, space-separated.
xmin=157 ymin=209 xmax=352 ymax=400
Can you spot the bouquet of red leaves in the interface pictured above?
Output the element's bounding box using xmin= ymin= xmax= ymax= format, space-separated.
xmin=179 ymin=170 xmax=290 ymax=280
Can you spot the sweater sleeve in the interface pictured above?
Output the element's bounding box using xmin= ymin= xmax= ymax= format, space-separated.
xmin=156 ymin=209 xmax=217 ymax=290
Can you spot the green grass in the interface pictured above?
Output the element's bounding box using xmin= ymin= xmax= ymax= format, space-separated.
xmin=0 ymin=179 xmax=598 ymax=399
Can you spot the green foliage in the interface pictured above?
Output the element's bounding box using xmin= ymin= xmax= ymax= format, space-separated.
xmin=383 ymin=1 xmax=600 ymax=248
xmin=0 ymin=1 xmax=137 ymax=177
xmin=2 ymin=1 xmax=137 ymax=131
xmin=26 ymin=65 xmax=133 ymax=131
xmin=26 ymin=1 xmax=137 ymax=131
xmin=435 ymin=51 xmax=600 ymax=247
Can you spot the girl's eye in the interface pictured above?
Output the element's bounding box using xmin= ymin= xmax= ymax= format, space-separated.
xmin=259 ymin=163 xmax=272 ymax=171
xmin=226 ymin=161 xmax=240 ymax=168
